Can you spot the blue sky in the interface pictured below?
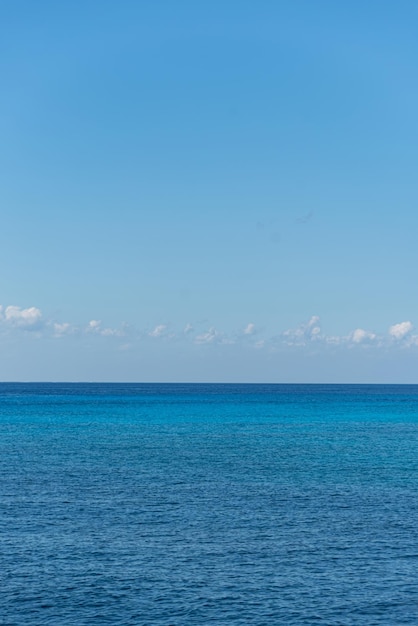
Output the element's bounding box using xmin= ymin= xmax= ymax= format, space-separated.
xmin=2 ymin=1 xmax=418 ymax=382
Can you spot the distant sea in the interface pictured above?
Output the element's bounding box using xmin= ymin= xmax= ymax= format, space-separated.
xmin=1 ymin=383 xmax=418 ymax=625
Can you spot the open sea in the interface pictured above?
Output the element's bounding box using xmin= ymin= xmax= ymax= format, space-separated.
xmin=1 ymin=383 xmax=418 ymax=625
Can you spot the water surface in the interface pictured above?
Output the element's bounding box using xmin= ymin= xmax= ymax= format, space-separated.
xmin=1 ymin=383 xmax=418 ymax=625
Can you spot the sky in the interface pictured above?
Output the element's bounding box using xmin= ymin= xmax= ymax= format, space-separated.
xmin=2 ymin=0 xmax=418 ymax=382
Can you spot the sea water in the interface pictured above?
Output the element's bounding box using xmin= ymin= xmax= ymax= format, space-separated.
xmin=1 ymin=383 xmax=418 ymax=625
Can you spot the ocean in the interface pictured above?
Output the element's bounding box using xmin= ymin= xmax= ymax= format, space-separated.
xmin=1 ymin=383 xmax=418 ymax=625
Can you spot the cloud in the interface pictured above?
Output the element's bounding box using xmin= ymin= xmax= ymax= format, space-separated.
xmin=148 ymin=324 xmax=167 ymax=338
xmin=6 ymin=301 xmax=418 ymax=359
xmin=349 ymin=328 xmax=377 ymax=344
xmin=280 ymin=318 xmax=382 ymax=349
xmin=100 ymin=327 xmax=120 ymax=336
xmin=86 ymin=319 xmax=123 ymax=337
xmin=1 ymin=305 xmax=43 ymax=329
xmin=53 ymin=322 xmax=75 ymax=337
xmin=282 ymin=315 xmax=321 ymax=346
xmin=194 ymin=327 xmax=219 ymax=345
xmin=389 ymin=321 xmax=413 ymax=340
xmin=87 ymin=319 xmax=101 ymax=332
xmin=324 ymin=335 xmax=343 ymax=346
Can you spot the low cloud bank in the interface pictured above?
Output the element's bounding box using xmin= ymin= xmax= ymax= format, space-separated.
xmin=2 ymin=303 xmax=418 ymax=354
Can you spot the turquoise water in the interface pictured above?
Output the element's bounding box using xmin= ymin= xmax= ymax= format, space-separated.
xmin=1 ymin=383 xmax=418 ymax=625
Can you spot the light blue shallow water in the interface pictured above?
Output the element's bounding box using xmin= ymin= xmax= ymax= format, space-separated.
xmin=1 ymin=383 xmax=418 ymax=625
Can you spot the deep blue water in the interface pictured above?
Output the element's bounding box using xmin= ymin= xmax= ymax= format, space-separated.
xmin=1 ymin=383 xmax=418 ymax=625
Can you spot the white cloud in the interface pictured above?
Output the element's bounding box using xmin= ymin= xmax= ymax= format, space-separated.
xmin=85 ymin=319 xmax=123 ymax=337
xmin=281 ymin=318 xmax=382 ymax=349
xmin=2 ymin=305 xmax=43 ymax=329
xmin=6 ymin=302 xmax=418 ymax=358
xmin=87 ymin=319 xmax=101 ymax=332
xmin=282 ymin=315 xmax=321 ymax=346
xmin=389 ymin=321 xmax=413 ymax=340
xmin=350 ymin=328 xmax=377 ymax=344
xmin=325 ymin=335 xmax=343 ymax=345
xmin=307 ymin=315 xmax=321 ymax=331
xmin=195 ymin=327 xmax=219 ymax=344
xmin=53 ymin=322 xmax=75 ymax=337
xmin=100 ymin=327 xmax=119 ymax=336
xmin=148 ymin=324 xmax=167 ymax=338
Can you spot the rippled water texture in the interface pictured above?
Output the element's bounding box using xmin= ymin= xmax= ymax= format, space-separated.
xmin=1 ymin=383 xmax=418 ymax=625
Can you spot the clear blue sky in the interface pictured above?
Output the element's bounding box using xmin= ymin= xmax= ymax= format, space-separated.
xmin=2 ymin=1 xmax=418 ymax=381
